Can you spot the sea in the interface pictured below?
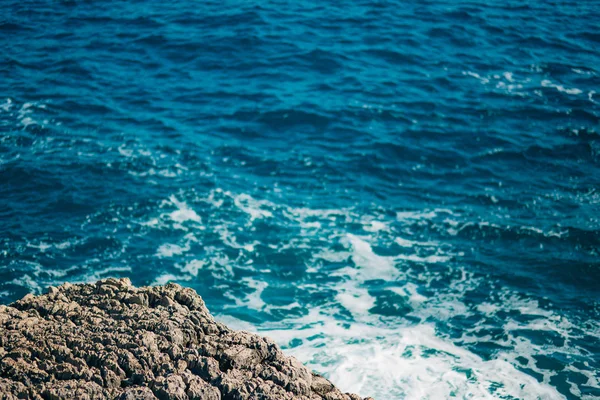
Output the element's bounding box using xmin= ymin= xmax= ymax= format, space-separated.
xmin=1 ymin=1 xmax=599 ymax=399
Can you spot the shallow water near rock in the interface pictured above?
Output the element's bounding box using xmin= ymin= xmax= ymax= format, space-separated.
xmin=1 ymin=1 xmax=599 ymax=399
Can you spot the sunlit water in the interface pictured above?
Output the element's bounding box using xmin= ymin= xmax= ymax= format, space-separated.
xmin=1 ymin=1 xmax=599 ymax=399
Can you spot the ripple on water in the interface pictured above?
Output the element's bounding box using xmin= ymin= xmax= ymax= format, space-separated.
xmin=1 ymin=0 xmax=600 ymax=398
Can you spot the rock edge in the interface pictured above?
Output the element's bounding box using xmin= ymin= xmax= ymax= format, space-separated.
xmin=0 ymin=278 xmax=373 ymax=400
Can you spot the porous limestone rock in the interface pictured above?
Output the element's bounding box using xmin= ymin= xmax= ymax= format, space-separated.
xmin=0 ymin=278 xmax=373 ymax=400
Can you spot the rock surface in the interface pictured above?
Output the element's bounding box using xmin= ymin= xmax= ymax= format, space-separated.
xmin=0 ymin=279 xmax=372 ymax=400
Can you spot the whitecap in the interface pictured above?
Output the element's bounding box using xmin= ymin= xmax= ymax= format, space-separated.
xmin=541 ymin=79 xmax=583 ymax=95
xmin=397 ymin=253 xmax=450 ymax=263
xmin=0 ymin=98 xmax=12 ymax=112
xmin=233 ymin=193 xmax=273 ymax=221
xmin=167 ymin=195 xmax=201 ymax=225
xmin=344 ymin=234 xmax=398 ymax=281
xmin=362 ymin=220 xmax=388 ymax=232
xmin=7 ymin=274 xmax=42 ymax=294
xmin=463 ymin=70 xmax=490 ymax=84
xmin=156 ymin=243 xmax=189 ymax=258
xmin=395 ymin=236 xmax=438 ymax=248
xmin=178 ymin=260 xmax=205 ymax=277
xmin=224 ymin=277 xmax=267 ymax=311
xmin=151 ymin=273 xmax=191 ymax=286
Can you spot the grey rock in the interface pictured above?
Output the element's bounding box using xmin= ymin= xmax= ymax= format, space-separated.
xmin=0 ymin=279 xmax=374 ymax=400
xmin=116 ymin=387 xmax=158 ymax=400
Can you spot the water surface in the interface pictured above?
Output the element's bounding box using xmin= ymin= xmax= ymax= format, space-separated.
xmin=1 ymin=1 xmax=599 ymax=398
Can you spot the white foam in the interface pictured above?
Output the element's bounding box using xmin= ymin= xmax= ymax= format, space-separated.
xmin=20 ymin=117 xmax=37 ymax=127
xmin=168 ymin=195 xmax=201 ymax=224
xmin=389 ymin=283 xmax=427 ymax=306
xmin=152 ymin=273 xmax=191 ymax=286
xmin=17 ymin=103 xmax=37 ymax=127
xmin=362 ymin=220 xmax=387 ymax=232
xmin=313 ymin=249 xmax=351 ymax=263
xmin=463 ymin=70 xmax=490 ymax=84
xmin=541 ymin=79 xmax=583 ymax=95
xmin=301 ymin=221 xmax=322 ymax=229
xmin=8 ymin=274 xmax=42 ymax=294
xmin=116 ymin=188 xmax=595 ymax=398
xmin=139 ymin=217 xmax=160 ymax=227
xmin=203 ymin=249 xmax=234 ymax=279
xmin=242 ymin=278 xmax=267 ymax=310
xmin=572 ymin=68 xmax=594 ymax=75
xmin=397 ymin=210 xmax=438 ymax=221
xmin=395 ymin=237 xmax=437 ymax=248
xmin=54 ymin=241 xmax=72 ymax=250
xmin=156 ymin=233 xmax=197 ymax=257
xmin=326 ymin=234 xmax=402 ymax=317
xmin=396 ymin=208 xmax=455 ymax=224
xmin=284 ymin=206 xmax=349 ymax=224
xmin=128 ymin=168 xmax=181 ymax=178
xmin=344 ymin=234 xmax=398 ymax=281
xmin=224 ymin=277 xmax=267 ymax=311
xmin=397 ymin=253 xmax=450 ymax=263
xmin=179 ymin=260 xmax=205 ymax=277
xmin=233 ymin=193 xmax=273 ymax=221
xmin=215 ymin=314 xmax=257 ymax=332
xmin=252 ymin=310 xmax=563 ymax=400
xmin=336 ymin=283 xmax=376 ymax=316
xmin=197 ymin=188 xmax=224 ymax=208
xmin=0 ymin=98 xmax=12 ymax=112
xmin=117 ymin=145 xmax=134 ymax=158
xmin=5 ymin=260 xmax=81 ymax=295
xmin=26 ymin=241 xmax=52 ymax=252
xmin=215 ymin=224 xmax=258 ymax=252
xmin=156 ymin=243 xmax=189 ymax=257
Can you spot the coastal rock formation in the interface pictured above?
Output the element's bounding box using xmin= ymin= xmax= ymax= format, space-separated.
xmin=0 ymin=279 xmax=371 ymax=400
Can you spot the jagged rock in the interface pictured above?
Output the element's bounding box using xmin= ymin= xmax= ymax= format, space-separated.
xmin=0 ymin=279 xmax=373 ymax=400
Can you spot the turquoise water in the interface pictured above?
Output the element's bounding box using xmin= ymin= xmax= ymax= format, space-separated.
xmin=1 ymin=1 xmax=599 ymax=398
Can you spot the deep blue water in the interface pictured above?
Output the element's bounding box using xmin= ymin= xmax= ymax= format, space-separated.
xmin=1 ymin=1 xmax=599 ymax=398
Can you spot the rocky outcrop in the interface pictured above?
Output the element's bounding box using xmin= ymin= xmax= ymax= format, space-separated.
xmin=0 ymin=279 xmax=371 ymax=400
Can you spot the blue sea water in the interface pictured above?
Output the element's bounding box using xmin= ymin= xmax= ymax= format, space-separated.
xmin=1 ymin=0 xmax=599 ymax=398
